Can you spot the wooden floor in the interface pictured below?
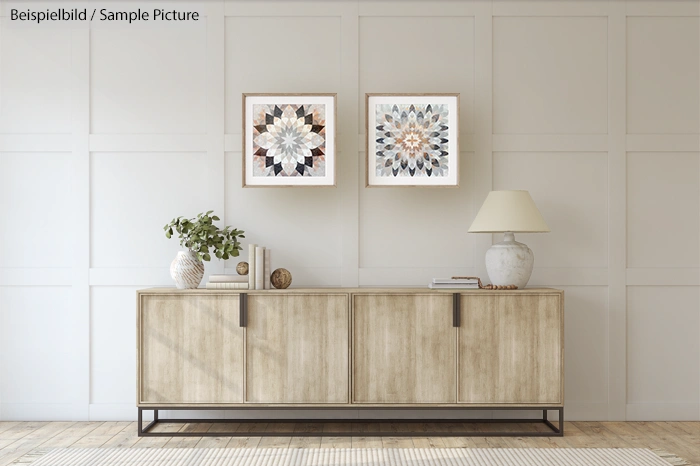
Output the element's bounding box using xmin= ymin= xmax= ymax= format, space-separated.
xmin=0 ymin=421 xmax=696 ymax=466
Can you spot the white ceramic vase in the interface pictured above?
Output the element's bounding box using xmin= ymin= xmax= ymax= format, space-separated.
xmin=170 ymin=250 xmax=204 ymax=289
xmin=484 ymin=232 xmax=534 ymax=289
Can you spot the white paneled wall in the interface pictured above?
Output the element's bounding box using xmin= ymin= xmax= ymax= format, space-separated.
xmin=0 ymin=0 xmax=698 ymax=422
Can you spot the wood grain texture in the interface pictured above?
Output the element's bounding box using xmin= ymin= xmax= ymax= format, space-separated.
xmin=352 ymin=294 xmax=456 ymax=403
xmin=458 ymin=292 xmax=563 ymax=404
xmin=138 ymin=288 xmax=563 ymax=408
xmin=138 ymin=294 xmax=243 ymax=404
xmin=245 ymin=294 xmax=349 ymax=403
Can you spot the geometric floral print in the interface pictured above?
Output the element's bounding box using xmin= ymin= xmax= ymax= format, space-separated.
xmin=252 ymin=104 xmax=326 ymax=177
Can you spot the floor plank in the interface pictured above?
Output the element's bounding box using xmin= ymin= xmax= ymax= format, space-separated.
xmin=351 ymin=436 xmax=383 ymax=448
xmin=225 ymin=436 xmax=262 ymax=448
xmin=0 ymin=422 xmax=76 ymax=466
xmin=208 ymin=423 xmax=241 ymax=434
xmin=101 ymin=422 xmax=140 ymax=448
xmin=380 ymin=436 xmax=414 ymax=448
xmin=569 ymin=421 xmax=632 ymax=448
xmin=224 ymin=423 xmax=265 ymax=448
xmin=196 ymin=436 xmax=229 ymax=448
xmin=39 ymin=422 xmax=103 ymax=448
xmin=320 ymin=423 xmax=352 ymax=448
xmin=411 ymin=436 xmax=446 ymax=448
xmin=163 ymin=435 xmax=202 ymax=448
xmin=289 ymin=423 xmax=322 ymax=448
xmin=130 ymin=423 xmax=182 ymax=448
xmin=71 ymin=422 xmax=130 ymax=448
xmin=256 ymin=422 xmax=294 ymax=448
xmin=0 ymin=424 xmax=22 ymax=437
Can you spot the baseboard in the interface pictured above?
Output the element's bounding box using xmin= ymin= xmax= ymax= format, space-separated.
xmin=565 ymin=402 xmax=609 ymax=421
xmin=89 ymin=403 xmax=143 ymax=421
xmin=1 ymin=403 xmax=87 ymax=421
xmin=626 ymin=402 xmax=700 ymax=421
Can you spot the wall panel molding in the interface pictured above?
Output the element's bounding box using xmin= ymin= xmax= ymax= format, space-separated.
xmin=70 ymin=26 xmax=91 ymax=421
xmin=626 ymin=134 xmax=700 ymax=152
xmin=0 ymin=269 xmax=73 ymax=286
xmin=206 ymin=0 xmax=226 ymax=280
xmin=89 ymin=134 xmax=207 ymax=152
xmin=492 ymin=134 xmax=608 ymax=152
xmin=473 ymin=0 xmax=493 ymax=281
xmin=626 ymin=0 xmax=700 ymax=17
xmin=627 ymin=268 xmax=700 ymax=286
xmin=0 ymin=135 xmax=71 ymax=152
xmin=607 ymin=0 xmax=628 ymax=421
xmin=225 ymin=1 xmax=347 ymax=16
xmin=359 ymin=1 xmax=478 ymax=16
xmin=493 ymin=0 xmax=612 ymax=17
xmin=339 ymin=2 xmax=360 ymax=287
xmin=529 ymin=267 xmax=609 ymax=286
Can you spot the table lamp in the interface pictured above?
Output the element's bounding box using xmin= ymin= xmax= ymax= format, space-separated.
xmin=468 ymin=190 xmax=550 ymax=289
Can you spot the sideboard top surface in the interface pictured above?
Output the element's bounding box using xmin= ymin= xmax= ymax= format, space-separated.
xmin=137 ymin=287 xmax=563 ymax=295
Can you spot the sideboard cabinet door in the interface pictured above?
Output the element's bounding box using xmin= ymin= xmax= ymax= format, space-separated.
xmin=245 ymin=294 xmax=350 ymax=403
xmin=138 ymin=294 xmax=244 ymax=404
xmin=352 ymin=294 xmax=456 ymax=404
xmin=458 ymin=293 xmax=563 ymax=404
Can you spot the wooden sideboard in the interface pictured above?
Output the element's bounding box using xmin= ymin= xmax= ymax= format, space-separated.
xmin=136 ymin=287 xmax=564 ymax=437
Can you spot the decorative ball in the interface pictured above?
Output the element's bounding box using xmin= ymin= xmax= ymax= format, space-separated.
xmin=236 ymin=262 xmax=249 ymax=275
xmin=270 ymin=268 xmax=292 ymax=289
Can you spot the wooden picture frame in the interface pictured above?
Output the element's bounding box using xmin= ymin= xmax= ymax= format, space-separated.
xmin=365 ymin=93 xmax=460 ymax=187
xmin=243 ymin=93 xmax=337 ymax=187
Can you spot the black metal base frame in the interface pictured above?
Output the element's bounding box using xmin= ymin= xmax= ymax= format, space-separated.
xmin=138 ymin=406 xmax=563 ymax=437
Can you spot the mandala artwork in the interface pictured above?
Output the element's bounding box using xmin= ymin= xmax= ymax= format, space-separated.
xmin=374 ymin=103 xmax=450 ymax=177
xmin=252 ymin=104 xmax=326 ymax=177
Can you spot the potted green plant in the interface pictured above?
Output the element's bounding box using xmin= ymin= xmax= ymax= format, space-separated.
xmin=164 ymin=211 xmax=245 ymax=289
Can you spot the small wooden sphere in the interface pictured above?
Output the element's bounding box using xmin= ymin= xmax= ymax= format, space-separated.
xmin=270 ymin=268 xmax=292 ymax=289
xmin=236 ymin=261 xmax=249 ymax=275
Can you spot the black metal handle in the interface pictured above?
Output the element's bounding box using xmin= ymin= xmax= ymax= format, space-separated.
xmin=453 ymin=293 xmax=460 ymax=327
xmin=239 ymin=293 xmax=247 ymax=327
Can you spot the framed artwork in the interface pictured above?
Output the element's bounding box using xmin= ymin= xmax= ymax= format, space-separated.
xmin=243 ymin=93 xmax=336 ymax=187
xmin=366 ymin=93 xmax=460 ymax=187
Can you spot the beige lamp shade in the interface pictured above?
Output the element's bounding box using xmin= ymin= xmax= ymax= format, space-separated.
xmin=468 ymin=190 xmax=550 ymax=233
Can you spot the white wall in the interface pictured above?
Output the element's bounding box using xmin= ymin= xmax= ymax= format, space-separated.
xmin=0 ymin=0 xmax=698 ymax=422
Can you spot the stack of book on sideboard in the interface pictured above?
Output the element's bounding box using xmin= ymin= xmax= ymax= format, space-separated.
xmin=428 ymin=277 xmax=479 ymax=289
xmin=205 ymin=274 xmax=248 ymax=290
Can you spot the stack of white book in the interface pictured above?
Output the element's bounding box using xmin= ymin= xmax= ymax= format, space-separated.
xmin=428 ymin=278 xmax=480 ymax=289
xmin=248 ymin=244 xmax=272 ymax=290
xmin=205 ymin=274 xmax=249 ymax=289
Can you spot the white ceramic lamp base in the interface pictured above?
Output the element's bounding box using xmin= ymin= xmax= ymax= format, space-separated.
xmin=485 ymin=232 xmax=534 ymax=289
